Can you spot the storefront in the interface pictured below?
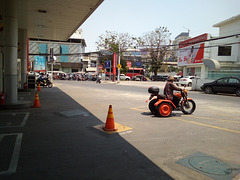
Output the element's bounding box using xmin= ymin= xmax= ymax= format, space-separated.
xmin=178 ymin=33 xmax=210 ymax=79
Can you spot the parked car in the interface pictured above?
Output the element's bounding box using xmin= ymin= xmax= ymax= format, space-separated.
xmin=178 ymin=76 xmax=197 ymax=86
xmin=174 ymin=75 xmax=182 ymax=82
xmin=132 ymin=75 xmax=147 ymax=81
xmin=201 ymin=77 xmax=240 ymax=96
xmin=150 ymin=75 xmax=169 ymax=81
xmin=120 ymin=74 xmax=130 ymax=81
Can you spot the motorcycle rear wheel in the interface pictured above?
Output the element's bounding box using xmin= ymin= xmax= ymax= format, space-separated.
xmin=149 ymin=99 xmax=158 ymax=115
xmin=157 ymin=102 xmax=172 ymax=117
xmin=181 ymin=99 xmax=196 ymax=114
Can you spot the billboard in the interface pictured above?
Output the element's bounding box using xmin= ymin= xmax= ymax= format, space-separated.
xmin=34 ymin=56 xmax=46 ymax=72
xmin=178 ymin=33 xmax=208 ymax=66
xmin=127 ymin=61 xmax=131 ymax=68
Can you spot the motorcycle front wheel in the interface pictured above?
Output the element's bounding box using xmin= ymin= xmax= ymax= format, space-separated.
xmin=181 ymin=99 xmax=196 ymax=114
xmin=48 ymin=83 xmax=53 ymax=88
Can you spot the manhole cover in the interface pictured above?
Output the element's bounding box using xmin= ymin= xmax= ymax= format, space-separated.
xmin=177 ymin=152 xmax=240 ymax=180
xmin=188 ymin=156 xmax=232 ymax=175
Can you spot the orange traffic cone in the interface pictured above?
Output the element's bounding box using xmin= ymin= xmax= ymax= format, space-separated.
xmin=33 ymin=92 xmax=41 ymax=108
xmin=37 ymin=83 xmax=41 ymax=91
xmin=102 ymin=105 xmax=118 ymax=131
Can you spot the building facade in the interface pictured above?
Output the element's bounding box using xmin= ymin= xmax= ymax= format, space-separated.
xmin=29 ymin=30 xmax=87 ymax=73
xmin=29 ymin=38 xmax=86 ymax=73
xmin=209 ymin=14 xmax=240 ymax=79
xmin=177 ymin=14 xmax=240 ymax=80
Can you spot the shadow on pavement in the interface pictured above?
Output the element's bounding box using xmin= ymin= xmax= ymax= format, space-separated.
xmin=0 ymin=87 xmax=174 ymax=180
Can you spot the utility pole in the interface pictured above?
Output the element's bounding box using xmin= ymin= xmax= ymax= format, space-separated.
xmin=117 ymin=40 xmax=120 ymax=83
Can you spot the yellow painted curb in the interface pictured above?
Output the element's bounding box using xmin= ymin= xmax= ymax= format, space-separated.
xmin=94 ymin=122 xmax=132 ymax=134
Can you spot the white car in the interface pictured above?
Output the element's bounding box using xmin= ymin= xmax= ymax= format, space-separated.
xmin=178 ymin=76 xmax=196 ymax=86
xmin=120 ymin=74 xmax=130 ymax=81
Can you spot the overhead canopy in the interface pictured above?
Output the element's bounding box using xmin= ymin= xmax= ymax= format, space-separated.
xmin=202 ymin=59 xmax=221 ymax=70
xmin=17 ymin=0 xmax=104 ymax=41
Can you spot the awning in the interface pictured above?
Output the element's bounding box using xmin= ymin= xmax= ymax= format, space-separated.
xmin=202 ymin=59 xmax=221 ymax=70
xmin=86 ymin=67 xmax=97 ymax=72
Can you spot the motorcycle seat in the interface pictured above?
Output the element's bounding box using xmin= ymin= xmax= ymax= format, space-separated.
xmin=157 ymin=94 xmax=166 ymax=99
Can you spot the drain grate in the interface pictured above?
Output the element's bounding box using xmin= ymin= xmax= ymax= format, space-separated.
xmin=177 ymin=152 xmax=240 ymax=180
xmin=59 ymin=110 xmax=89 ymax=117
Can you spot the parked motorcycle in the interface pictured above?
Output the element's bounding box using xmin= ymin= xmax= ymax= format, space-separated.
xmin=147 ymin=86 xmax=196 ymax=117
xmin=36 ymin=78 xmax=53 ymax=88
xmin=96 ymin=78 xmax=101 ymax=84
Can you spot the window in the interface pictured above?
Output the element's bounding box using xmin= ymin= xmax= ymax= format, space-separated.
xmin=90 ymin=61 xmax=96 ymax=67
xmin=127 ymin=70 xmax=140 ymax=73
xmin=228 ymin=78 xmax=239 ymax=83
xmin=60 ymin=45 xmax=69 ymax=62
xmin=39 ymin=44 xmax=48 ymax=54
xmin=218 ymin=46 xmax=231 ymax=56
xmin=217 ymin=78 xmax=228 ymax=84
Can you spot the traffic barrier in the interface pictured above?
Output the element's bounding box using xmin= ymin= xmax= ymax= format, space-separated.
xmin=102 ymin=105 xmax=118 ymax=131
xmin=33 ymin=92 xmax=41 ymax=108
xmin=37 ymin=83 xmax=41 ymax=91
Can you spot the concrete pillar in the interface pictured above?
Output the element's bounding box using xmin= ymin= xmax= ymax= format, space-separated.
xmin=18 ymin=29 xmax=28 ymax=89
xmin=183 ymin=66 xmax=187 ymax=77
xmin=200 ymin=64 xmax=206 ymax=79
xmin=1 ymin=0 xmax=18 ymax=104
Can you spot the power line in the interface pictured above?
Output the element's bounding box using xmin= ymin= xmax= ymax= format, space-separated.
xmin=29 ymin=33 xmax=240 ymax=56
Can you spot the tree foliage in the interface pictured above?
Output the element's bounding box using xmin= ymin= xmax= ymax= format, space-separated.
xmin=96 ymin=31 xmax=133 ymax=53
xmin=135 ymin=26 xmax=171 ymax=77
xmin=96 ymin=31 xmax=133 ymax=72
xmin=95 ymin=28 xmax=172 ymax=76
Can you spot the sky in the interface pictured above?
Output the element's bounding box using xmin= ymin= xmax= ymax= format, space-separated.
xmin=80 ymin=0 xmax=240 ymax=52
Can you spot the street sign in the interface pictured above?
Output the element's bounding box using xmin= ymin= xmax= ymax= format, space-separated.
xmin=136 ymin=61 xmax=142 ymax=66
xmin=105 ymin=61 xmax=111 ymax=69
xmin=117 ymin=64 xmax=122 ymax=69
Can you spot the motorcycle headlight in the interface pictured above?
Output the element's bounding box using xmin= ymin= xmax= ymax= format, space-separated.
xmin=184 ymin=90 xmax=188 ymax=95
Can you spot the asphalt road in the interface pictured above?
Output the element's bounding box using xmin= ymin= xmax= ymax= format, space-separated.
xmin=54 ymin=80 xmax=240 ymax=180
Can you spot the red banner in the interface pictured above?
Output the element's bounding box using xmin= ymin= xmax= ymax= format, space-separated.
xmin=179 ymin=33 xmax=208 ymax=48
xmin=127 ymin=61 xmax=131 ymax=68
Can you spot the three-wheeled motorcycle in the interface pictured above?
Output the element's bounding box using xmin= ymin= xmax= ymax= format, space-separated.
xmin=147 ymin=86 xmax=196 ymax=117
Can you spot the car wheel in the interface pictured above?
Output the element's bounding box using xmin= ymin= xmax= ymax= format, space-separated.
xmin=188 ymin=82 xmax=192 ymax=86
xmin=235 ymin=88 xmax=240 ymax=97
xmin=204 ymin=86 xmax=213 ymax=94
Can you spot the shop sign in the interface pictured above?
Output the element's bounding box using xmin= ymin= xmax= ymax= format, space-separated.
xmin=178 ymin=34 xmax=208 ymax=66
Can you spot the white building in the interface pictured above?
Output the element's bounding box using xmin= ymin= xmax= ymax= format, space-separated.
xmin=209 ymin=14 xmax=240 ymax=79
xmin=83 ymin=52 xmax=99 ymax=74
xmin=178 ymin=14 xmax=240 ymax=80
